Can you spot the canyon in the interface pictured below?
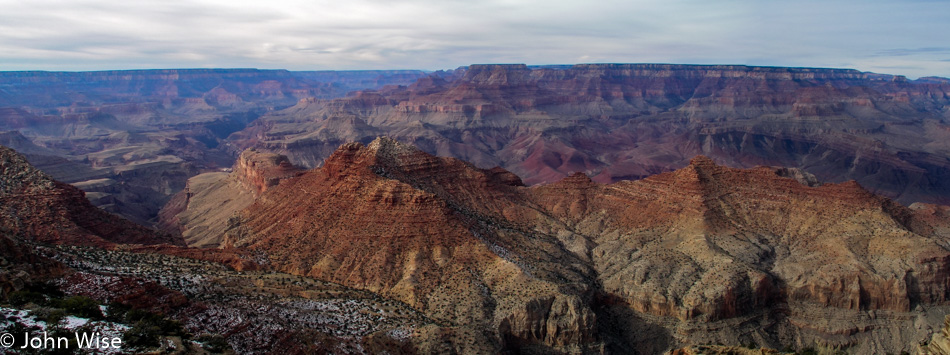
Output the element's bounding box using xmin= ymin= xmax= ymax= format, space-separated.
xmin=232 ymin=64 xmax=950 ymax=209
xmin=0 ymin=69 xmax=427 ymax=224
xmin=4 ymin=65 xmax=950 ymax=226
xmin=4 ymin=63 xmax=950 ymax=353
xmin=162 ymin=137 xmax=950 ymax=353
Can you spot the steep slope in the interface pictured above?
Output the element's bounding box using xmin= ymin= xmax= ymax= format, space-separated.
xmin=532 ymin=156 xmax=950 ymax=352
xmin=159 ymin=149 xmax=304 ymax=247
xmin=921 ymin=316 xmax=950 ymax=355
xmin=0 ymin=234 xmax=67 ymax=300
xmin=0 ymin=145 xmax=183 ymax=247
xmin=0 ymin=69 xmax=428 ymax=224
xmin=233 ymin=64 xmax=950 ymax=206
xmin=225 ymin=138 xmax=601 ymax=353
xmin=212 ymin=138 xmax=950 ymax=354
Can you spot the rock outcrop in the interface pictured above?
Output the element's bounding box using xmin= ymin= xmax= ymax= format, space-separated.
xmin=231 ymin=64 xmax=950 ymax=207
xmin=202 ymin=138 xmax=950 ymax=353
xmin=0 ymin=145 xmax=183 ymax=247
xmin=0 ymin=69 xmax=427 ymax=224
xmin=232 ymin=149 xmax=305 ymax=195
xmin=224 ymin=138 xmax=603 ymax=353
xmin=0 ymin=234 xmax=66 ymax=300
xmin=159 ymin=149 xmax=303 ymax=248
xmin=921 ymin=315 xmax=950 ymax=355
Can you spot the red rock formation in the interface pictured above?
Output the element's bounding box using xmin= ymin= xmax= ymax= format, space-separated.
xmin=233 ymin=64 xmax=950 ymax=206
xmin=158 ymin=149 xmax=305 ymax=247
xmin=0 ymin=235 xmax=67 ymax=299
xmin=233 ymin=149 xmax=305 ymax=195
xmin=225 ymin=137 xmax=601 ymax=352
xmin=213 ymin=138 xmax=950 ymax=353
xmin=0 ymin=145 xmax=183 ymax=247
xmin=540 ymin=155 xmax=950 ymax=321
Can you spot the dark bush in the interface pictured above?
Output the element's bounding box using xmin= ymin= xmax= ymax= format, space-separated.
xmin=104 ymin=302 xmax=130 ymax=322
xmin=7 ymin=290 xmax=46 ymax=306
xmin=33 ymin=308 xmax=66 ymax=328
xmin=123 ymin=321 xmax=162 ymax=349
xmin=55 ymin=296 xmax=103 ymax=320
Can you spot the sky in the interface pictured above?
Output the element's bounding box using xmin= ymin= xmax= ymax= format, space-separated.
xmin=1 ymin=0 xmax=948 ymax=78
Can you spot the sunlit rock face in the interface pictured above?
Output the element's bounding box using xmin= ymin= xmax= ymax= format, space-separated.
xmin=231 ymin=64 xmax=950 ymax=207
xmin=187 ymin=137 xmax=950 ymax=353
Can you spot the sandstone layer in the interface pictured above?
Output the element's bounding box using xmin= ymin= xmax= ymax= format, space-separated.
xmin=0 ymin=69 xmax=427 ymax=224
xmin=160 ymin=149 xmax=304 ymax=247
xmin=0 ymin=145 xmax=183 ymax=247
xmin=182 ymin=138 xmax=950 ymax=353
xmin=232 ymin=64 xmax=950 ymax=206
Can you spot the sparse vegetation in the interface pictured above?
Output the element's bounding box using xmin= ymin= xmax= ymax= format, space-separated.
xmin=28 ymin=244 xmax=431 ymax=353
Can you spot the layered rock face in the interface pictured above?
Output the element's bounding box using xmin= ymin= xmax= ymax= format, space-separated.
xmin=0 ymin=145 xmax=183 ymax=247
xmin=232 ymin=149 xmax=305 ymax=195
xmin=191 ymin=138 xmax=950 ymax=353
xmin=223 ymin=138 xmax=602 ymax=353
xmin=6 ymin=64 xmax=950 ymax=223
xmin=921 ymin=316 xmax=950 ymax=354
xmin=232 ymin=64 xmax=950 ymax=206
xmin=534 ymin=156 xmax=950 ymax=352
xmin=554 ymin=156 xmax=949 ymax=317
xmin=159 ymin=149 xmax=303 ymax=247
xmin=0 ymin=69 xmax=427 ymax=224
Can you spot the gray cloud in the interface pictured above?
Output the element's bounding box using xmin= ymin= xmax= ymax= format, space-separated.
xmin=876 ymin=48 xmax=950 ymax=57
xmin=0 ymin=0 xmax=948 ymax=78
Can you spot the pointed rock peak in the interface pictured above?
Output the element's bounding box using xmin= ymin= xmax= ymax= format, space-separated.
xmin=321 ymin=141 xmax=367 ymax=174
xmin=322 ymin=137 xmax=433 ymax=179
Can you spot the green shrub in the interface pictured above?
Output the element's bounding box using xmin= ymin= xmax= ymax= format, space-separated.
xmin=7 ymin=290 xmax=46 ymax=306
xmin=31 ymin=308 xmax=67 ymax=328
xmin=104 ymin=302 xmax=131 ymax=322
xmin=55 ymin=296 xmax=103 ymax=320
xmin=123 ymin=321 xmax=162 ymax=349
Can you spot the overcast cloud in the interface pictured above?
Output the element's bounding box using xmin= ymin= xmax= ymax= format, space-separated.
xmin=0 ymin=0 xmax=948 ymax=78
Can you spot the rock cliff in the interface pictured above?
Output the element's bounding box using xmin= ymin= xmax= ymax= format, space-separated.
xmin=159 ymin=149 xmax=303 ymax=248
xmin=223 ymin=138 xmax=603 ymax=352
xmin=921 ymin=316 xmax=950 ymax=355
xmin=0 ymin=69 xmax=427 ymax=224
xmin=232 ymin=64 xmax=950 ymax=206
xmin=200 ymin=138 xmax=950 ymax=353
xmin=0 ymin=145 xmax=183 ymax=247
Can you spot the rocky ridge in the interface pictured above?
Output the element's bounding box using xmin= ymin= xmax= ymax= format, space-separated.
xmin=0 ymin=145 xmax=183 ymax=247
xmin=223 ymin=137 xmax=602 ymax=353
xmin=233 ymin=64 xmax=950 ymax=206
xmin=176 ymin=137 xmax=950 ymax=353
xmin=160 ymin=149 xmax=304 ymax=247
xmin=0 ymin=69 xmax=427 ymax=224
